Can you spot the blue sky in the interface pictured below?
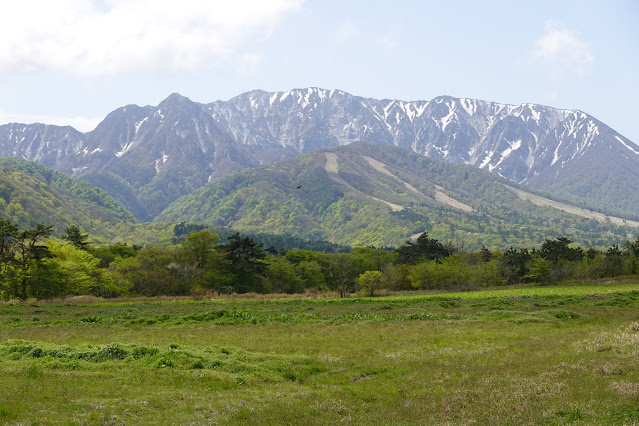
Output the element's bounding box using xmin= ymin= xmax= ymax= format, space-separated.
xmin=1 ymin=0 xmax=637 ymax=143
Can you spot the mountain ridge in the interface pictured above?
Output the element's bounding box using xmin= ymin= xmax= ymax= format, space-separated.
xmin=1 ymin=88 xmax=637 ymax=220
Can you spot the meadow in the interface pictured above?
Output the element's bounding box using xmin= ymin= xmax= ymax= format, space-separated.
xmin=1 ymin=282 xmax=638 ymax=424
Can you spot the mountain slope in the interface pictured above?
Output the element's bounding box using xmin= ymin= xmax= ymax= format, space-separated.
xmin=60 ymin=94 xmax=259 ymax=220
xmin=0 ymin=157 xmax=135 ymax=238
xmin=2 ymin=88 xmax=638 ymax=219
xmin=215 ymin=89 xmax=639 ymax=217
xmin=156 ymin=143 xmax=634 ymax=249
xmin=523 ymin=116 xmax=639 ymax=216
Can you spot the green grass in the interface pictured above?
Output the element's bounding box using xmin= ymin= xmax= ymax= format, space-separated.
xmin=1 ymin=281 xmax=638 ymax=424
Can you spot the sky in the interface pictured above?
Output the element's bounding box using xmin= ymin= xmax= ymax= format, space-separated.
xmin=1 ymin=0 xmax=638 ymax=143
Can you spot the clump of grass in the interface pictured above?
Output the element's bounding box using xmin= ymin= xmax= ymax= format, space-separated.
xmin=0 ymin=406 xmax=17 ymax=420
xmin=610 ymin=381 xmax=639 ymax=397
xmin=550 ymin=309 xmax=581 ymax=320
xmin=556 ymin=407 xmax=584 ymax=422
xmin=610 ymin=404 xmax=639 ymax=421
xmin=23 ymin=364 xmax=43 ymax=378
xmin=0 ymin=339 xmax=325 ymax=384
xmin=132 ymin=345 xmax=159 ymax=359
xmin=155 ymin=357 xmax=173 ymax=368
xmin=472 ymin=309 xmax=582 ymax=323
xmin=28 ymin=346 xmax=45 ymax=358
xmin=94 ymin=344 xmax=128 ymax=361
xmin=1 ymin=340 xmax=148 ymax=363
xmin=80 ymin=315 xmax=102 ymax=323
xmin=438 ymin=300 xmax=459 ymax=308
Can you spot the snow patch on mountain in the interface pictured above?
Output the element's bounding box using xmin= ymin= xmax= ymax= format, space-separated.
xmin=440 ymin=101 xmax=456 ymax=131
xmin=491 ymin=140 xmax=521 ymax=171
xmin=460 ymin=98 xmax=476 ymax=116
xmin=135 ymin=117 xmax=148 ymax=133
xmin=383 ymin=101 xmax=395 ymax=120
xmin=116 ymin=141 xmax=134 ymax=158
xmin=479 ymin=151 xmax=494 ymax=169
xmin=551 ymin=143 xmax=562 ymax=166
xmin=530 ymin=106 xmax=541 ymax=123
xmin=280 ymin=91 xmax=291 ymax=102
xmin=615 ymin=135 xmax=639 ymax=155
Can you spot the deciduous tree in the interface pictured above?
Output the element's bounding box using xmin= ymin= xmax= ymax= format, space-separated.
xmin=357 ymin=270 xmax=383 ymax=297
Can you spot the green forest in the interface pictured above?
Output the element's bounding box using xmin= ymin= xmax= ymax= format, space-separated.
xmin=2 ymin=218 xmax=638 ymax=301
xmin=156 ymin=143 xmax=637 ymax=249
xmin=1 ymin=148 xmax=637 ymax=252
xmin=1 ymin=149 xmax=639 ymax=302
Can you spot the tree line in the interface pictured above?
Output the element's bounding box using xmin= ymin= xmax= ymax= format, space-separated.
xmin=1 ymin=219 xmax=639 ymax=300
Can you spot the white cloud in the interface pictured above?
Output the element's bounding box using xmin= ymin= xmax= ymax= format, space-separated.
xmin=0 ymin=111 xmax=103 ymax=132
xmin=530 ymin=20 xmax=594 ymax=80
xmin=0 ymin=0 xmax=303 ymax=76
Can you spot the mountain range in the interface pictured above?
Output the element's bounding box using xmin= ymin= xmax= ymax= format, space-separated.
xmin=0 ymin=88 xmax=637 ymax=225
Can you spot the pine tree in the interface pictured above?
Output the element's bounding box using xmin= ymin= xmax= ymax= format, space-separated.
xmin=62 ymin=225 xmax=89 ymax=250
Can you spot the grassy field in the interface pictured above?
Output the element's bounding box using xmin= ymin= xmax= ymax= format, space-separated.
xmin=1 ymin=282 xmax=638 ymax=424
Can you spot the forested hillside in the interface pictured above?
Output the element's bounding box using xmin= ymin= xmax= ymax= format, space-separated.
xmin=157 ymin=143 xmax=635 ymax=250
xmin=0 ymin=158 xmax=135 ymax=240
xmin=1 ymin=148 xmax=634 ymax=252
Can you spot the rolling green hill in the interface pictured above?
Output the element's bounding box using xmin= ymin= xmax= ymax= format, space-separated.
xmin=0 ymin=158 xmax=136 ymax=240
xmin=156 ymin=142 xmax=636 ymax=249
